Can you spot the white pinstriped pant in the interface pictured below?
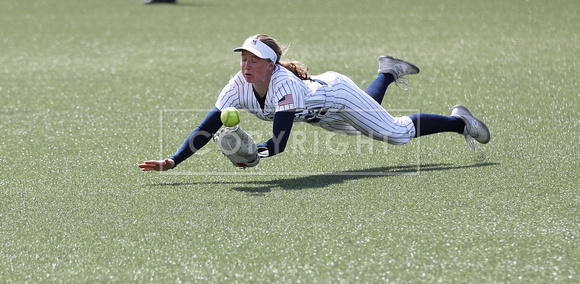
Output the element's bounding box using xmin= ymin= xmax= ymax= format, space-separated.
xmin=304 ymin=72 xmax=416 ymax=145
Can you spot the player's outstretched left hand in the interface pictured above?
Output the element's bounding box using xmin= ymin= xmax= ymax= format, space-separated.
xmin=138 ymin=159 xmax=175 ymax=171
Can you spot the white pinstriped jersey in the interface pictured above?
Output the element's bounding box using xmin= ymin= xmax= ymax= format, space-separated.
xmin=216 ymin=65 xmax=310 ymax=121
xmin=215 ymin=65 xmax=415 ymax=145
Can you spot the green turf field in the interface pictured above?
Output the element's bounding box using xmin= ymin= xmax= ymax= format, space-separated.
xmin=1 ymin=0 xmax=578 ymax=282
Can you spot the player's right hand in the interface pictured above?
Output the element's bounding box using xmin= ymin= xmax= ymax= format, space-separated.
xmin=138 ymin=159 xmax=175 ymax=171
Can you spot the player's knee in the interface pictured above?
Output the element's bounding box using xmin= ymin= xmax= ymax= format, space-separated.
xmin=385 ymin=130 xmax=414 ymax=145
xmin=387 ymin=136 xmax=411 ymax=145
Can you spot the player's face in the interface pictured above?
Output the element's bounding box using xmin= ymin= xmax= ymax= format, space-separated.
xmin=240 ymin=51 xmax=274 ymax=85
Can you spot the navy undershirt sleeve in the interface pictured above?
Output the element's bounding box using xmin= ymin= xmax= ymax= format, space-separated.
xmin=169 ymin=106 xmax=223 ymax=167
xmin=257 ymin=111 xmax=295 ymax=157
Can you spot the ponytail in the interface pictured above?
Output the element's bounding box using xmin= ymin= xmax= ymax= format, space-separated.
xmin=253 ymin=34 xmax=311 ymax=80
xmin=279 ymin=61 xmax=310 ymax=80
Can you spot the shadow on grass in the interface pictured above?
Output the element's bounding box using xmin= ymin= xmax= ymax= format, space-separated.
xmin=148 ymin=162 xmax=499 ymax=194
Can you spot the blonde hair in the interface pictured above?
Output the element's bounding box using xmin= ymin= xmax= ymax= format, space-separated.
xmin=253 ymin=34 xmax=310 ymax=80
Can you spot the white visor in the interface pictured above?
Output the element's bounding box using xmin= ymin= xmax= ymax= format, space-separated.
xmin=234 ymin=37 xmax=278 ymax=63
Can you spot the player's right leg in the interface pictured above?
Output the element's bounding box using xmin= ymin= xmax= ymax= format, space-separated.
xmin=378 ymin=55 xmax=420 ymax=81
xmin=365 ymin=56 xmax=420 ymax=104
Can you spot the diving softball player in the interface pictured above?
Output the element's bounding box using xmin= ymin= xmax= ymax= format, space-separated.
xmin=139 ymin=34 xmax=490 ymax=171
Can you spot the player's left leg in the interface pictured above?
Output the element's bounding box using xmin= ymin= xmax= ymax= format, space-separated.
xmin=407 ymin=113 xmax=465 ymax=137
xmin=332 ymin=77 xmax=490 ymax=148
xmin=330 ymin=74 xmax=416 ymax=145
xmin=407 ymin=105 xmax=490 ymax=149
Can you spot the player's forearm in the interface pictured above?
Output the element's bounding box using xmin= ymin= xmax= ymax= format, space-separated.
xmin=257 ymin=111 xmax=295 ymax=157
xmin=170 ymin=106 xmax=223 ymax=166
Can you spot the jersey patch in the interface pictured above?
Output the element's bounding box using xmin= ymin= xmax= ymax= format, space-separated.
xmin=278 ymin=94 xmax=294 ymax=106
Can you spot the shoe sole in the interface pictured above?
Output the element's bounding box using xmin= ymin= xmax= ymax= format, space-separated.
xmin=451 ymin=105 xmax=490 ymax=144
